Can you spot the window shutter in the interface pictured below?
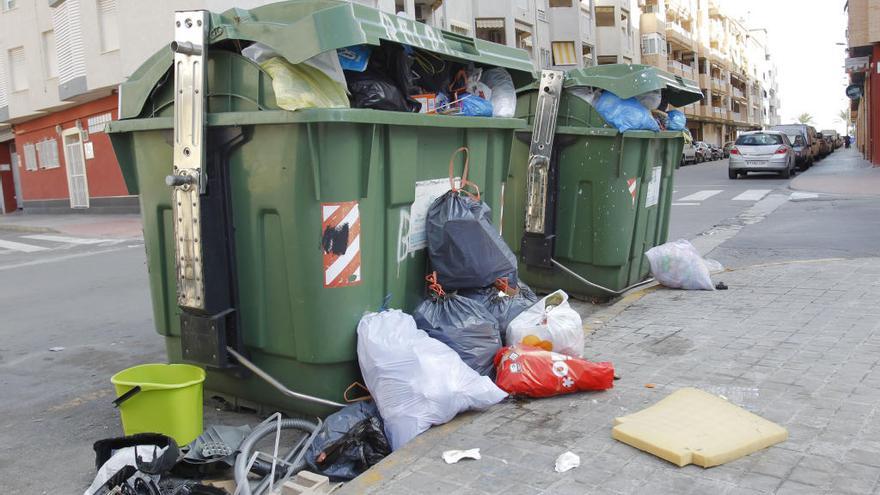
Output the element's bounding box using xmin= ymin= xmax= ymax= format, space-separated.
xmin=97 ymin=0 xmax=119 ymax=52
xmin=52 ymin=0 xmax=86 ymax=87
xmin=9 ymin=47 xmax=27 ymax=91
xmin=23 ymin=143 xmax=38 ymax=171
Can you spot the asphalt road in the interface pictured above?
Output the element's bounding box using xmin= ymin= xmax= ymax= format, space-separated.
xmin=1 ymin=148 xmax=879 ymax=492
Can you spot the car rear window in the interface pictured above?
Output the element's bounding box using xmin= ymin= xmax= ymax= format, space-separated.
xmin=736 ymin=134 xmax=784 ymax=146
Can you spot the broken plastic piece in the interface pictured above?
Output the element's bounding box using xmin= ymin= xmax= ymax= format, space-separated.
xmin=715 ymin=282 xmax=729 ymax=290
xmin=442 ymin=448 xmax=481 ymax=464
xmin=554 ymin=451 xmax=580 ymax=473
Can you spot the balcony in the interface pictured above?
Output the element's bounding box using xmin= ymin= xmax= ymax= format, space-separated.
xmin=666 ymin=21 xmax=693 ymax=48
xmin=731 ymin=87 xmax=744 ymax=99
xmin=712 ymin=106 xmax=723 ymax=116
xmin=731 ymin=111 xmax=742 ymax=122
xmin=667 ymin=60 xmax=695 ymax=78
xmin=712 ymin=78 xmax=728 ymax=92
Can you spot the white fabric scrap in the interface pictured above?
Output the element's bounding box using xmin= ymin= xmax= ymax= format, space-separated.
xmin=442 ymin=448 xmax=481 ymax=464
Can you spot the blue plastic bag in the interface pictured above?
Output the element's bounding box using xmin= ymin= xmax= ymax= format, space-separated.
xmin=667 ymin=110 xmax=687 ymax=131
xmin=337 ymin=45 xmax=371 ymax=72
xmin=459 ymin=93 xmax=493 ymax=117
xmin=594 ymin=91 xmax=660 ymax=132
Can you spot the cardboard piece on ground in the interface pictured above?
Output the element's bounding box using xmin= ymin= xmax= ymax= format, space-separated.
xmin=612 ymin=387 xmax=788 ymax=467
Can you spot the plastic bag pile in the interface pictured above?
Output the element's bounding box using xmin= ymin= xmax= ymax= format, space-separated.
xmin=355 ymin=161 xmax=615 ymax=452
xmin=569 ymin=86 xmax=690 ymax=133
xmin=244 ymin=41 xmax=517 ymax=117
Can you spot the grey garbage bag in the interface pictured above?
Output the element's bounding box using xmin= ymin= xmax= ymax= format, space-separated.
xmin=305 ymin=401 xmax=391 ymax=481
xmin=413 ymin=273 xmax=502 ymax=376
xmin=426 ymin=148 xmax=517 ymax=289
xmin=459 ymin=278 xmax=538 ymax=340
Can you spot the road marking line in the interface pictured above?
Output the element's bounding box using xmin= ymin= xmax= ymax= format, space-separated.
xmin=790 ymin=192 xmax=819 ymax=200
xmin=0 ymin=239 xmax=50 ymax=253
xmin=0 ymin=245 xmax=135 ymax=271
xmin=21 ymin=234 xmax=114 ymax=245
xmin=732 ymin=189 xmax=772 ymax=201
xmin=672 ymin=202 xmax=701 ymax=206
xmin=678 ymin=190 xmax=723 ymax=202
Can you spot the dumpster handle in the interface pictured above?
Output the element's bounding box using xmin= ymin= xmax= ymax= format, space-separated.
xmin=226 ymin=347 xmax=345 ymax=409
xmin=551 ymin=258 xmax=655 ymax=296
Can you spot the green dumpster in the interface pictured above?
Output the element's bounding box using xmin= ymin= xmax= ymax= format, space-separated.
xmin=107 ymin=1 xmax=534 ymax=415
xmin=502 ymin=65 xmax=703 ymax=299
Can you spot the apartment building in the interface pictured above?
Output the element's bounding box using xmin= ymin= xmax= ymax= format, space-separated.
xmin=638 ymin=0 xmax=779 ymax=145
xmin=0 ymin=0 xmax=277 ymax=213
xmin=844 ymin=0 xmax=879 ymax=164
xmin=377 ymin=0 xmax=604 ymax=70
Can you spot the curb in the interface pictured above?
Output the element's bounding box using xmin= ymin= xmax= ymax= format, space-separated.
xmin=0 ymin=224 xmax=60 ymax=234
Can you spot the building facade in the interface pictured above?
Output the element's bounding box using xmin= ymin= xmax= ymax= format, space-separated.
xmin=0 ymin=0 xmax=278 ymax=213
xmin=845 ymin=0 xmax=879 ymax=164
xmin=0 ymin=0 xmax=779 ymax=214
xmin=638 ymin=0 xmax=779 ymax=145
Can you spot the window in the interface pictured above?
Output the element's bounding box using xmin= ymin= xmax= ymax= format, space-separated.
xmin=8 ymin=46 xmax=26 ymax=91
xmin=735 ymin=133 xmax=783 ymax=146
xmin=475 ymin=18 xmax=505 ymax=44
xmin=87 ymin=112 xmax=112 ymax=133
xmin=552 ymin=41 xmax=577 ymax=66
xmin=597 ymin=55 xmax=617 ymax=65
xmin=620 ymin=9 xmax=629 ymax=35
xmin=550 ymin=0 xmax=572 ymax=6
xmin=640 ymin=33 xmax=665 ymax=56
xmin=582 ymin=44 xmax=593 ymax=66
xmin=596 ymin=6 xmax=614 ymax=26
xmin=37 ymin=139 xmax=60 ymax=169
xmin=515 ymin=23 xmax=533 ymax=55
xmin=42 ymin=31 xmax=58 ymax=79
xmin=2 ymin=0 xmax=15 ymax=11
xmin=22 ymin=143 xmax=37 ymax=171
xmin=540 ymin=48 xmax=552 ymax=69
xmin=97 ymin=0 xmax=119 ymax=52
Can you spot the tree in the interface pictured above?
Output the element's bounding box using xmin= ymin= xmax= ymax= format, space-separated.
xmin=836 ymin=109 xmax=851 ymax=134
xmin=797 ymin=113 xmax=815 ymax=125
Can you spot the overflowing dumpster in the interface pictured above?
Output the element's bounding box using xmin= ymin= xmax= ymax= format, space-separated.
xmin=502 ymin=65 xmax=703 ymax=298
xmin=108 ymin=0 xmax=535 ymax=415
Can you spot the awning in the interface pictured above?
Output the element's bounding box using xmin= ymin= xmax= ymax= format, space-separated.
xmin=476 ymin=18 xmax=504 ymax=29
xmin=552 ymin=42 xmax=578 ymax=66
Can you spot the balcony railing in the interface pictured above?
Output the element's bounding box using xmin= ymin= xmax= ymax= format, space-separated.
xmin=712 ymin=78 xmax=726 ymax=88
xmin=712 ymin=107 xmax=723 ymax=115
xmin=732 ymin=87 xmax=744 ymax=99
xmin=731 ymin=111 xmax=742 ymax=122
xmin=667 ymin=21 xmax=691 ymax=42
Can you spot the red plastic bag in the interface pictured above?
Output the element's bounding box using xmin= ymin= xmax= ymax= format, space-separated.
xmin=494 ymin=345 xmax=614 ymax=398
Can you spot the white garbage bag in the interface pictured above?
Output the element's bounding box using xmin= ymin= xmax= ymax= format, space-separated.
xmin=505 ymin=290 xmax=584 ymax=358
xmin=645 ymin=239 xmax=721 ymax=290
xmin=356 ymin=310 xmax=508 ymax=451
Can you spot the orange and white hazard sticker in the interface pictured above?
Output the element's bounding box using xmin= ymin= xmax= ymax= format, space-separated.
xmin=627 ymin=177 xmax=638 ymax=206
xmin=321 ymin=201 xmax=362 ymax=288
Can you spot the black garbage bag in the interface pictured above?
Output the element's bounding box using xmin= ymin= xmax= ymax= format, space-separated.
xmin=306 ymin=401 xmax=391 ymax=481
xmin=460 ymin=278 xmax=538 ymax=340
xmin=413 ymin=273 xmax=502 ymax=376
xmin=426 ymin=189 xmax=518 ymax=290
xmin=345 ymin=42 xmax=421 ymax=112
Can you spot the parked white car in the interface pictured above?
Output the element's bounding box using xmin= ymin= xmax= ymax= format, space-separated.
xmin=728 ymin=130 xmax=796 ymax=179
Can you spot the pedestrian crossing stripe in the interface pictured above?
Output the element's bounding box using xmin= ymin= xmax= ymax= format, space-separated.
xmin=678 ymin=190 xmax=723 ymax=202
xmin=22 ymin=234 xmax=114 ymax=245
xmin=732 ymin=189 xmax=771 ymax=201
xmin=0 ymin=239 xmax=49 ymax=253
xmin=321 ymin=201 xmax=362 ymax=288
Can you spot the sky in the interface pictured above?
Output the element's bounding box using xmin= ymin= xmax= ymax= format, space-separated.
xmin=725 ymin=0 xmax=851 ymax=133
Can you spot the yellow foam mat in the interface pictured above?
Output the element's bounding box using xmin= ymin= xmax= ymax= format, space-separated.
xmin=612 ymin=388 xmax=788 ymax=467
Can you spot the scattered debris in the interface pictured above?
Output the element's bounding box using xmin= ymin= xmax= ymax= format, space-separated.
xmin=644 ymin=383 xmax=656 ymax=389
xmin=612 ymin=388 xmax=788 ymax=467
xmin=442 ymin=448 xmax=481 ymax=464
xmin=49 ymin=346 xmax=65 ymax=352
xmin=554 ymin=451 xmax=580 ymax=473
xmin=715 ymin=282 xmax=728 ymax=290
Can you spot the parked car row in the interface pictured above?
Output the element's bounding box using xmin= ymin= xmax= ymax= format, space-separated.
xmin=680 ymin=131 xmax=725 ymax=165
xmin=768 ymin=123 xmax=839 ymax=171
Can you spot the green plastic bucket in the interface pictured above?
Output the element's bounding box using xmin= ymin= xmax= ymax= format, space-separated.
xmin=111 ymin=363 xmax=206 ymax=444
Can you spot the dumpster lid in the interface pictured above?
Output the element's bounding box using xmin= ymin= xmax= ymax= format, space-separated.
xmin=563 ymin=64 xmax=703 ymax=108
xmin=119 ymin=0 xmax=537 ymax=119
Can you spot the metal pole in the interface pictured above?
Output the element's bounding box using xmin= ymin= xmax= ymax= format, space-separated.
xmin=227 ymin=347 xmax=346 ymax=409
